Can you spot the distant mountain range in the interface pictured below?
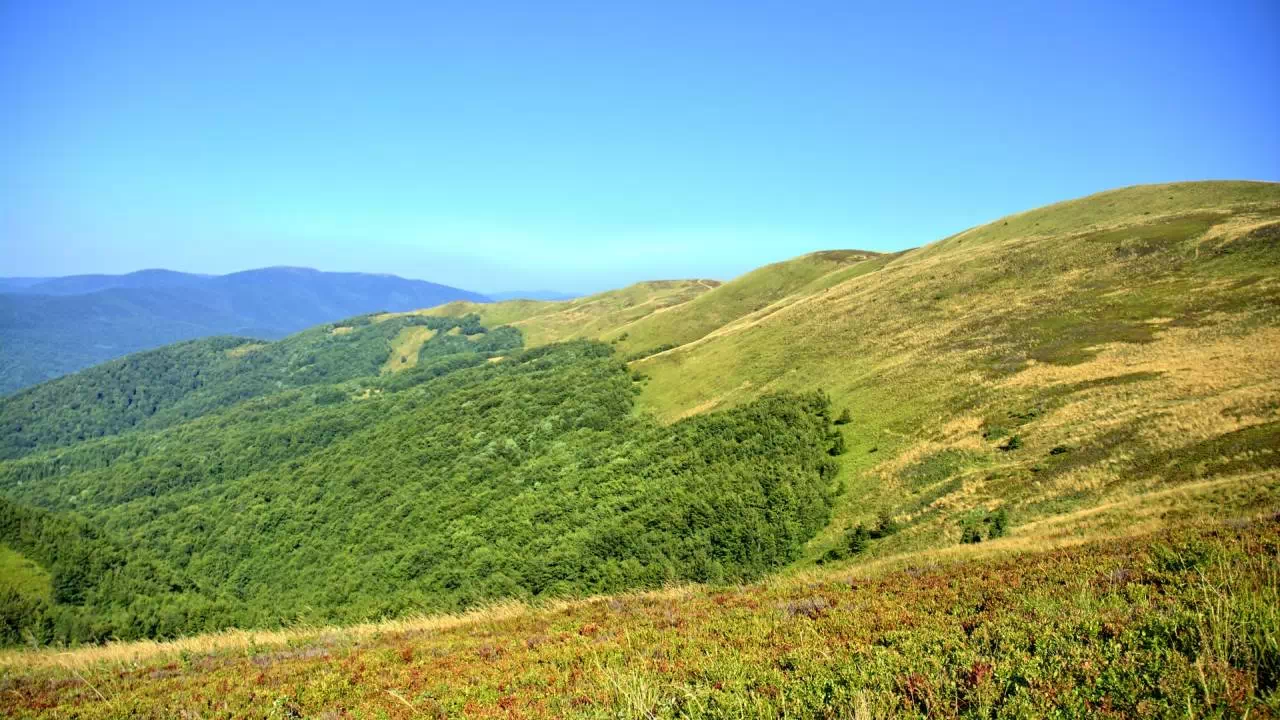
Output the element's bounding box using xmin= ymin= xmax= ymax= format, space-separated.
xmin=0 ymin=267 xmax=490 ymax=394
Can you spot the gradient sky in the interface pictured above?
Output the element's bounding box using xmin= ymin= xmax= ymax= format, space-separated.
xmin=2 ymin=1 xmax=1277 ymax=294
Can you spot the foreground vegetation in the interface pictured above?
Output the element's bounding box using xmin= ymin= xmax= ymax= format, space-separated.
xmin=2 ymin=516 xmax=1276 ymax=718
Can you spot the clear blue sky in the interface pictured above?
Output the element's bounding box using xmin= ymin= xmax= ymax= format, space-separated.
xmin=2 ymin=1 xmax=1277 ymax=294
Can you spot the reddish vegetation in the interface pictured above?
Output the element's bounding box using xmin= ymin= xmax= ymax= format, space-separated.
xmin=2 ymin=518 xmax=1277 ymax=718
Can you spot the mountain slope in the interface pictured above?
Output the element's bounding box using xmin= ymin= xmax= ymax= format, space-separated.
xmin=603 ymin=250 xmax=888 ymax=360
xmin=416 ymin=279 xmax=719 ymax=346
xmin=7 ymin=269 xmax=211 ymax=296
xmin=0 ymin=267 xmax=489 ymax=395
xmin=440 ymin=181 xmax=1280 ymax=564
xmin=621 ymin=181 xmax=1280 ymax=559
xmin=0 ymin=313 xmax=520 ymax=459
xmin=0 ymin=278 xmax=49 ymax=293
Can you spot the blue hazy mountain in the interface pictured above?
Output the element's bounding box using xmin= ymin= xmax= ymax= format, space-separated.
xmin=0 ymin=267 xmax=489 ymax=394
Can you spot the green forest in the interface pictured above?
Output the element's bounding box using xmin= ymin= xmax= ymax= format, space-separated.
xmin=0 ymin=313 xmax=519 ymax=459
xmin=0 ymin=316 xmax=842 ymax=646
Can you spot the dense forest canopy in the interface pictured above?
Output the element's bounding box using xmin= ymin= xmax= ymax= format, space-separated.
xmin=0 ymin=313 xmax=518 ymax=460
xmin=0 ymin=315 xmax=842 ymax=646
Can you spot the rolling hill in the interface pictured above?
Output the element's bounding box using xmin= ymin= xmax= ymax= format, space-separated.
xmin=2 ymin=181 xmax=1279 ymax=717
xmin=0 ymin=267 xmax=489 ymax=395
xmin=416 ymin=278 xmax=722 ymax=347
xmin=434 ymin=181 xmax=1280 ymax=565
xmin=627 ymin=181 xmax=1280 ymax=563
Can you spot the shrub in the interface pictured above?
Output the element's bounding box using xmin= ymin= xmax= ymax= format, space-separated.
xmin=829 ymin=431 xmax=847 ymax=456
xmin=869 ymin=511 xmax=900 ymax=539
xmin=988 ymin=508 xmax=1009 ymax=539
xmin=982 ymin=424 xmax=1008 ymax=440
xmin=845 ymin=524 xmax=871 ymax=554
xmin=625 ymin=343 xmax=678 ymax=362
xmin=835 ymin=408 xmax=852 ymax=425
xmin=818 ymin=547 xmax=846 ymax=564
xmin=1149 ymin=540 xmax=1212 ymax=574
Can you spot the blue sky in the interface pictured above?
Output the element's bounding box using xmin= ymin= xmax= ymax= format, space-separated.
xmin=2 ymin=1 xmax=1277 ymax=294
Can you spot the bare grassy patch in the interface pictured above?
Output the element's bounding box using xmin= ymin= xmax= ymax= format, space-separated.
xmin=224 ymin=342 xmax=267 ymax=358
xmin=380 ymin=326 xmax=436 ymax=373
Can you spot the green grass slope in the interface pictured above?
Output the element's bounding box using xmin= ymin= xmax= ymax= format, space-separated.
xmin=0 ymin=545 xmax=51 ymax=602
xmin=628 ymin=180 xmax=1280 ymax=563
xmin=603 ymin=250 xmax=887 ymax=361
xmin=409 ymin=279 xmax=719 ymax=347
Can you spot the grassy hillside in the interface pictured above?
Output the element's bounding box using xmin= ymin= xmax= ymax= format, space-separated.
xmin=0 ymin=545 xmax=50 ymax=602
xmin=604 ymin=250 xmax=887 ymax=361
xmin=407 ymin=279 xmax=719 ymax=347
xmin=625 ymin=181 xmax=1280 ymax=564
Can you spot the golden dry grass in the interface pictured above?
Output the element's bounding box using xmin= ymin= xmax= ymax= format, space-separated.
xmin=224 ymin=343 xmax=267 ymax=358
xmin=0 ymin=586 xmax=695 ymax=672
xmin=379 ymin=326 xmax=436 ymax=373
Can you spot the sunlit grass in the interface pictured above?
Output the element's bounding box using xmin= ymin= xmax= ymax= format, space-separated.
xmin=630 ymin=181 xmax=1280 ymax=566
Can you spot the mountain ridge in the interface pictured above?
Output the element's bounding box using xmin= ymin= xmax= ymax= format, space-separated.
xmin=0 ymin=267 xmax=490 ymax=395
